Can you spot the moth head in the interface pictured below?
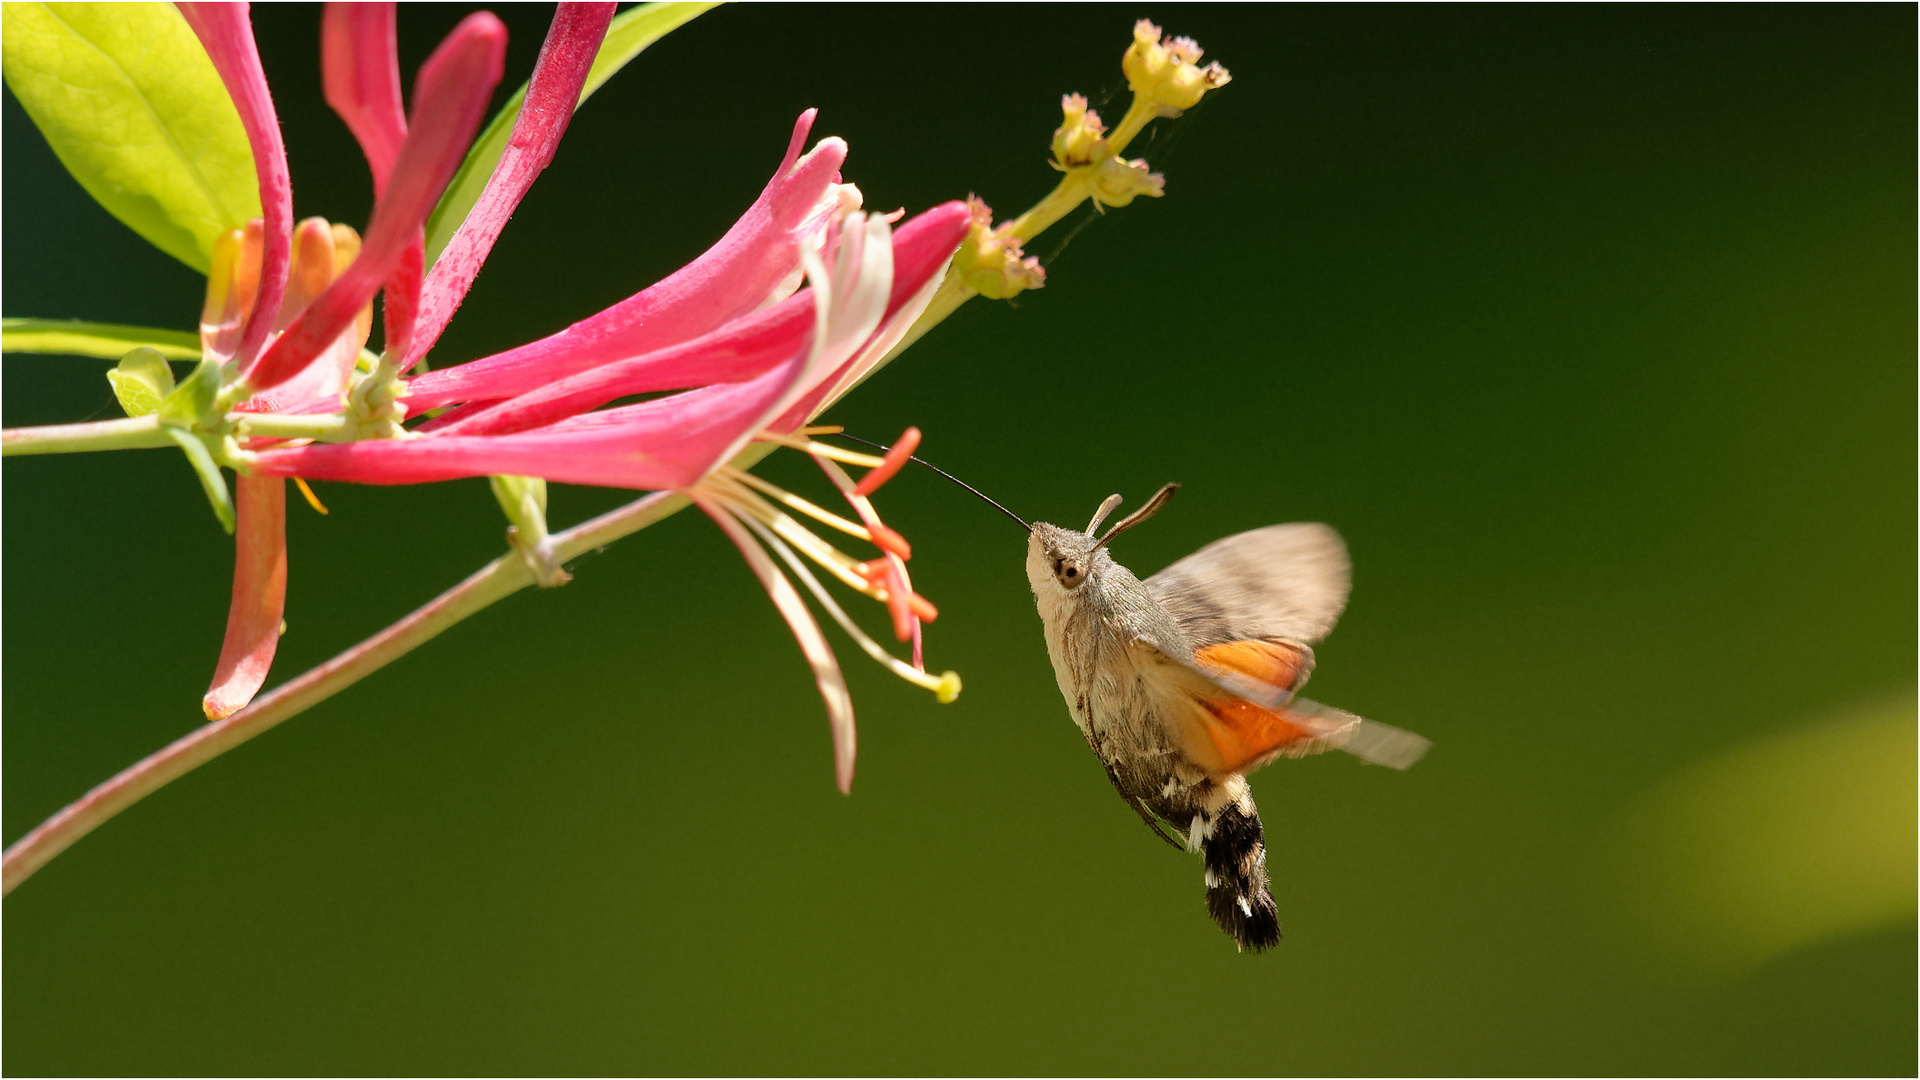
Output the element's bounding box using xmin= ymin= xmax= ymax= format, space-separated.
xmin=1025 ymin=523 xmax=1101 ymax=596
xmin=1024 ymin=485 xmax=1178 ymax=597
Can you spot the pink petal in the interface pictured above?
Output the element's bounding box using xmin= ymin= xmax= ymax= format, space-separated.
xmin=202 ymin=474 xmax=288 ymax=720
xmin=383 ymin=236 xmax=425 ymax=364
xmin=405 ymin=2 xmax=616 ymax=369
xmin=414 ymin=199 xmax=968 ymax=436
xmin=248 ymin=12 xmax=507 ymax=392
xmin=177 ymin=3 xmax=292 ymax=372
xmin=423 ymin=286 xmax=814 ymax=437
xmin=403 ymin=111 xmax=850 ymax=409
xmin=253 ymin=212 xmax=898 ymax=489
xmin=695 ymin=496 xmax=856 ymax=793
xmin=763 ymin=199 xmax=971 ymax=432
xmin=321 ymin=2 xmax=405 ymax=198
xmin=252 ymin=359 xmax=795 ymax=489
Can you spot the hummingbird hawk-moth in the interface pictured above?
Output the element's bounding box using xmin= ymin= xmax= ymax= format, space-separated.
xmin=1024 ymin=484 xmax=1429 ymax=951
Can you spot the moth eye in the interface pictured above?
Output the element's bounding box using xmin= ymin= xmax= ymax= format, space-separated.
xmin=1054 ymin=559 xmax=1086 ymax=590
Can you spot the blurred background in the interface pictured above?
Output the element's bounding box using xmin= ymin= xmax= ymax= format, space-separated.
xmin=5 ymin=4 xmax=1913 ymax=1073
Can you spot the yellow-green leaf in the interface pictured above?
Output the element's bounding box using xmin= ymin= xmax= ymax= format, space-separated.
xmin=1 ymin=2 xmax=259 ymax=272
xmin=2 ymin=317 xmax=201 ymax=360
xmin=424 ymin=1 xmax=722 ymax=267
xmin=106 ymin=346 xmax=176 ymax=416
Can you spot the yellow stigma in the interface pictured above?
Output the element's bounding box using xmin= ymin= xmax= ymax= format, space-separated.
xmin=933 ymin=670 xmax=962 ymax=704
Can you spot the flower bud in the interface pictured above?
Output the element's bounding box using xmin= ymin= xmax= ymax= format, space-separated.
xmin=1051 ymin=94 xmax=1110 ymax=169
xmin=952 ymin=197 xmax=1046 ymax=300
xmin=200 ymin=219 xmax=265 ymax=365
xmin=1123 ymin=19 xmax=1231 ymax=117
xmin=1087 ymin=157 xmax=1165 ymax=209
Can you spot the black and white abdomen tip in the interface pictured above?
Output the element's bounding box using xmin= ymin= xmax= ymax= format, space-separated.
xmin=1194 ymin=793 xmax=1282 ymax=952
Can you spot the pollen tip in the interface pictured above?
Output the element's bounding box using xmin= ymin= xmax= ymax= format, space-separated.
xmin=934 ymin=671 xmax=962 ymax=704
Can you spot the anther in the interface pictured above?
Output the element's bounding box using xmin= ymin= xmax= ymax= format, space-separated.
xmin=869 ymin=524 xmax=913 ymax=561
xmin=853 ymin=426 xmax=921 ymax=496
xmin=292 ymin=477 xmax=329 ymax=515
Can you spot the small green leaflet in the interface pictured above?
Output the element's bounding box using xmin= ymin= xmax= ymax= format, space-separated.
xmin=1 ymin=2 xmax=259 ymax=273
xmin=107 ymin=347 xmax=177 ymax=417
xmin=424 ymin=1 xmax=722 ymax=267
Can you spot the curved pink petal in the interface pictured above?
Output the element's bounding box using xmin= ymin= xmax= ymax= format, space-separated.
xmin=403 ymin=111 xmax=850 ymax=409
xmin=696 ymin=497 xmax=856 ymax=793
xmin=765 ymin=199 xmax=971 ymax=432
xmin=414 ymin=200 xmax=969 ymax=437
xmin=254 ymin=211 xmax=901 ymax=489
xmin=202 ymin=474 xmax=288 ymax=720
xmin=248 ymin=12 xmax=507 ymax=392
xmin=406 ymin=2 xmax=616 ymax=369
xmin=252 ymin=368 xmax=790 ymax=489
xmin=177 ymin=3 xmax=291 ymax=372
xmin=425 ymin=286 xmax=814 ymax=437
xmin=321 ymin=2 xmax=405 ymax=197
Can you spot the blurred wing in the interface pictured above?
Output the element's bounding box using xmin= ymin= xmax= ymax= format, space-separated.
xmin=1133 ymin=636 xmax=1430 ymax=777
xmin=1146 ymin=523 xmax=1351 ymax=648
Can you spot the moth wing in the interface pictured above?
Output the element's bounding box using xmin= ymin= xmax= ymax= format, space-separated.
xmin=1132 ymin=636 xmax=1430 ymax=778
xmin=1146 ymin=523 xmax=1351 ymax=648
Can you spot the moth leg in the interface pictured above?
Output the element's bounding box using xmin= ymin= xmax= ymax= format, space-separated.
xmin=1121 ymin=791 xmax=1185 ymax=851
xmin=1071 ymin=712 xmax=1184 ymax=850
xmin=1097 ymin=753 xmax=1184 ymax=851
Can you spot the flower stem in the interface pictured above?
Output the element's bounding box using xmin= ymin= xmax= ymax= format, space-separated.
xmin=1 ymin=487 xmax=688 ymax=895
xmin=1105 ymin=97 xmax=1160 ymax=157
xmin=1 ymin=415 xmax=172 ymax=456
xmin=1007 ymin=175 xmax=1092 ymax=244
xmin=234 ymin=412 xmax=354 ymax=441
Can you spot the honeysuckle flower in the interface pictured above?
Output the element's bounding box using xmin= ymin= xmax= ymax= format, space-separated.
xmin=165 ymin=0 xmax=973 ymax=789
xmin=248 ymin=196 xmax=973 ymax=791
xmin=1 ymin=12 xmax=1234 ymax=892
xmin=182 ymin=4 xmax=516 ymax=718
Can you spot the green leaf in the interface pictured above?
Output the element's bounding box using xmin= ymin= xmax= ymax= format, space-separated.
xmin=2 ymin=317 xmax=201 ymax=360
xmin=424 ymin=1 xmax=723 ymax=266
xmin=107 ymin=346 xmax=175 ymax=416
xmin=1 ymin=2 xmax=260 ymax=272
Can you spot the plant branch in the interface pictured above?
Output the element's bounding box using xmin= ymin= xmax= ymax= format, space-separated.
xmin=2 ymin=487 xmax=689 ymax=895
xmin=1 ymin=415 xmax=173 ymax=456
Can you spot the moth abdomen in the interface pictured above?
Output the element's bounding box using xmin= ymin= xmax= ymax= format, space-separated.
xmin=1197 ymin=790 xmax=1282 ymax=952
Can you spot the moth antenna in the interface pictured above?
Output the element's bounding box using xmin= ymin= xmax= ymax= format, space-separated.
xmin=1086 ymin=494 xmax=1124 ymax=535
xmin=1093 ymin=483 xmax=1179 ymax=550
xmin=831 ymin=433 xmax=1030 ymax=531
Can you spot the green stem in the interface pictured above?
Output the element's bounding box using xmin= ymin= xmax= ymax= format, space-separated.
xmin=235 ymin=412 xmax=353 ymax=441
xmin=1 ymin=487 xmax=691 ymax=896
xmin=1008 ymin=174 xmax=1092 ymax=244
xmin=0 ymin=415 xmax=172 ymax=456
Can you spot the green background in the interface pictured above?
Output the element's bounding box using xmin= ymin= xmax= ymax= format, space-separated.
xmin=5 ymin=4 xmax=1913 ymax=1073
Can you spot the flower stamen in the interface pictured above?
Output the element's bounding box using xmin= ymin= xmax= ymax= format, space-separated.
xmin=728 ymin=468 xmax=873 ymax=543
xmin=292 ymin=476 xmax=329 ymax=515
xmin=753 ymin=430 xmax=887 ymax=468
xmin=736 ymin=513 xmax=960 ymax=703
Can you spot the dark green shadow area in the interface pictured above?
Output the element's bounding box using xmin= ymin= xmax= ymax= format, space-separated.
xmin=4 ymin=4 xmax=1912 ymax=1074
